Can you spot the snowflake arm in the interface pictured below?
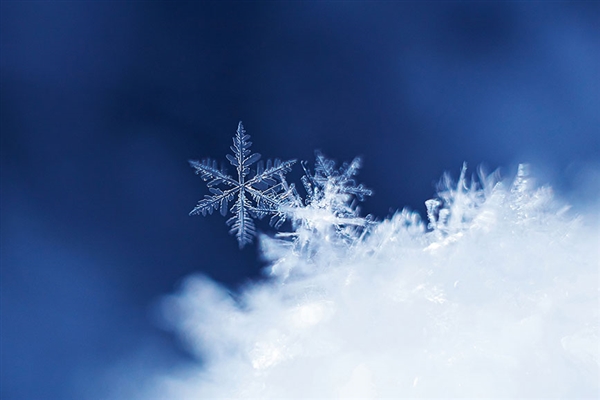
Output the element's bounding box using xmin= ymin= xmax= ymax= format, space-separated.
xmin=246 ymin=159 xmax=297 ymax=212
xmin=189 ymin=186 xmax=234 ymax=217
xmin=188 ymin=160 xmax=237 ymax=216
xmin=188 ymin=159 xmax=238 ymax=188
xmin=226 ymin=122 xmax=262 ymax=179
xmin=227 ymin=192 xmax=256 ymax=248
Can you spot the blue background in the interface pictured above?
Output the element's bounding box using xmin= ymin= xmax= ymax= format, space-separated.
xmin=2 ymin=2 xmax=599 ymax=399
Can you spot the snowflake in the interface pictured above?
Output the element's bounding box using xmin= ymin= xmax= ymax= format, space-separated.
xmin=189 ymin=121 xmax=296 ymax=248
xmin=301 ymin=151 xmax=373 ymax=219
xmin=282 ymin=151 xmax=374 ymax=248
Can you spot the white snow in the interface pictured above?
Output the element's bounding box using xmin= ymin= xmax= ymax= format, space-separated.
xmin=133 ymin=165 xmax=599 ymax=399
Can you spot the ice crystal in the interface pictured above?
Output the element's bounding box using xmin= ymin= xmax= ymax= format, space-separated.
xmin=190 ymin=122 xmax=373 ymax=250
xmin=281 ymin=152 xmax=373 ymax=252
xmin=189 ymin=122 xmax=296 ymax=248
xmin=300 ymin=151 xmax=372 ymax=221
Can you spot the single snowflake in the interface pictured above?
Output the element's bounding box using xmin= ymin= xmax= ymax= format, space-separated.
xmin=291 ymin=151 xmax=373 ymax=244
xmin=189 ymin=121 xmax=296 ymax=248
xmin=301 ymin=151 xmax=373 ymax=216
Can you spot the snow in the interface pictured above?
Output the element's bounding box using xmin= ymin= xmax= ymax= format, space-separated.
xmin=133 ymin=164 xmax=599 ymax=399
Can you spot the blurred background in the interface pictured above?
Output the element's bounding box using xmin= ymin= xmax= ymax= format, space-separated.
xmin=1 ymin=2 xmax=599 ymax=399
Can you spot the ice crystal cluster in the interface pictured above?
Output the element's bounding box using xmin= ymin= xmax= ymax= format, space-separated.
xmin=143 ymin=123 xmax=598 ymax=398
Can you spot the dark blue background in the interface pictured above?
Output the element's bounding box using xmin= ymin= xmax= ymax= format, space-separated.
xmin=2 ymin=2 xmax=599 ymax=399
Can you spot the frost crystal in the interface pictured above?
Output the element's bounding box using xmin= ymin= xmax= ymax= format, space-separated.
xmin=190 ymin=122 xmax=373 ymax=250
xmin=301 ymin=151 xmax=372 ymax=218
xmin=288 ymin=152 xmax=373 ymax=247
xmin=189 ymin=122 xmax=296 ymax=248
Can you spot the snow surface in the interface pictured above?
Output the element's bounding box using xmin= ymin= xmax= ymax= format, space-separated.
xmin=133 ymin=165 xmax=598 ymax=399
